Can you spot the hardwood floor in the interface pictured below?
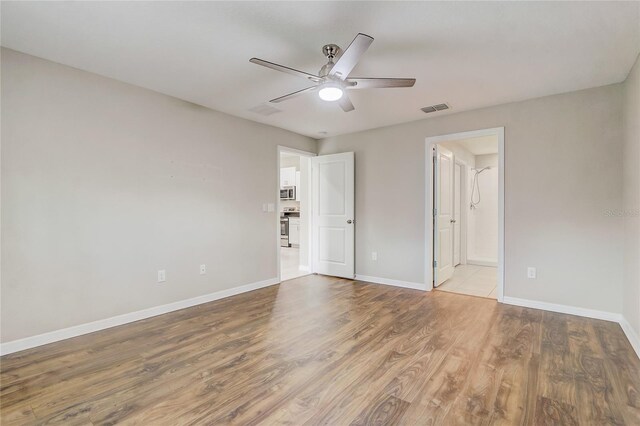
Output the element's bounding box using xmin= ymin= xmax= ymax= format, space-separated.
xmin=1 ymin=274 xmax=639 ymax=425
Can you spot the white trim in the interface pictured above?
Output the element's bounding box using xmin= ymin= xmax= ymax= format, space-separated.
xmin=425 ymin=127 xmax=505 ymax=302
xmin=467 ymin=258 xmax=498 ymax=267
xmin=502 ymin=296 xmax=622 ymax=322
xmin=0 ymin=277 xmax=279 ymax=356
xmin=503 ymin=297 xmax=640 ymax=361
xmin=277 ymin=146 xmax=317 ymax=157
xmin=619 ymin=316 xmax=640 ymax=360
xmin=355 ymin=274 xmax=428 ymax=291
xmin=454 ymin=157 xmax=469 ymax=267
xmin=277 ymin=146 xmax=316 ymax=283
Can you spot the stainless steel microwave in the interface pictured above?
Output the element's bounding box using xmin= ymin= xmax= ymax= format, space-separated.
xmin=280 ymin=186 xmax=295 ymax=200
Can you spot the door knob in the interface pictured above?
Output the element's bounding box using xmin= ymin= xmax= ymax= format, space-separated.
xmin=450 ymin=219 xmax=456 ymax=223
xmin=347 ymin=220 xmax=353 ymax=224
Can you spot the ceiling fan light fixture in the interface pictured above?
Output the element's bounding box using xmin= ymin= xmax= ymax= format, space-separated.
xmin=318 ymin=84 xmax=343 ymax=102
xmin=250 ymin=33 xmax=415 ymax=111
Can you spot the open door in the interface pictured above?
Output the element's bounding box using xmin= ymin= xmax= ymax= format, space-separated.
xmin=434 ymin=146 xmax=455 ymax=286
xmin=311 ymin=152 xmax=355 ymax=279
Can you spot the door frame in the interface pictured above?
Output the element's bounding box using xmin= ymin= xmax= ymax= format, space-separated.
xmin=277 ymin=146 xmax=317 ymax=283
xmin=454 ymin=158 xmax=469 ymax=267
xmin=424 ymin=127 xmax=505 ymax=302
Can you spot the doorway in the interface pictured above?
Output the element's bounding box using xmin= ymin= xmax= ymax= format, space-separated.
xmin=277 ymin=147 xmax=356 ymax=282
xmin=426 ymin=128 xmax=504 ymax=301
xmin=278 ymin=147 xmax=314 ymax=282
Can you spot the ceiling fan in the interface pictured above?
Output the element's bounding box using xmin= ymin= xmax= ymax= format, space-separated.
xmin=249 ymin=33 xmax=416 ymax=112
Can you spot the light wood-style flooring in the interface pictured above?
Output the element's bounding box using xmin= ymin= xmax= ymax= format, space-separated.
xmin=1 ymin=274 xmax=639 ymax=425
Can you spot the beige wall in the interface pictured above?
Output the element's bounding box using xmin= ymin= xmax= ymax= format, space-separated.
xmin=623 ymin=54 xmax=640 ymax=336
xmin=0 ymin=49 xmax=317 ymax=342
xmin=1 ymin=46 xmax=634 ymax=344
xmin=319 ymin=84 xmax=624 ymax=314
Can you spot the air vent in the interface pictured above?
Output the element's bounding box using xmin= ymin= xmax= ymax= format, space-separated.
xmin=421 ymin=103 xmax=450 ymax=114
xmin=248 ymin=104 xmax=282 ymax=116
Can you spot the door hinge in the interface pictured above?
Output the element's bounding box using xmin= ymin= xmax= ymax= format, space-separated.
xmin=433 ymin=208 xmax=437 ymax=216
xmin=433 ymin=260 xmax=437 ymax=268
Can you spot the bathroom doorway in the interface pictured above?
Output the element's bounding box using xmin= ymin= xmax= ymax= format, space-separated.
xmin=426 ymin=128 xmax=504 ymax=300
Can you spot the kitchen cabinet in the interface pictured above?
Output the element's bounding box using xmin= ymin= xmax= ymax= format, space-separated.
xmin=280 ymin=167 xmax=296 ymax=188
xmin=288 ymin=217 xmax=300 ymax=246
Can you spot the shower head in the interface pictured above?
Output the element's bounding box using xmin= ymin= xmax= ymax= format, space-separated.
xmin=473 ymin=166 xmax=491 ymax=174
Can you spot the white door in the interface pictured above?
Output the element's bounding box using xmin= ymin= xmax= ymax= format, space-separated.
xmin=312 ymin=152 xmax=355 ymax=279
xmin=434 ymin=146 xmax=455 ymax=286
xmin=453 ymin=163 xmax=462 ymax=266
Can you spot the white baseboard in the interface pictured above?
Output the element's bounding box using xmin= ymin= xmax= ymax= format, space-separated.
xmin=503 ymin=296 xmax=640 ymax=361
xmin=467 ymin=258 xmax=498 ymax=267
xmin=355 ymin=274 xmax=428 ymax=291
xmin=0 ymin=277 xmax=279 ymax=356
xmin=619 ymin=316 xmax=640 ymax=360
xmin=502 ymin=296 xmax=621 ymax=322
xmin=4 ymin=280 xmax=637 ymax=362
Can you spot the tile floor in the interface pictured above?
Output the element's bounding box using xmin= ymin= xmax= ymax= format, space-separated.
xmin=436 ymin=264 xmax=497 ymax=299
xmin=281 ymin=246 xmax=307 ymax=281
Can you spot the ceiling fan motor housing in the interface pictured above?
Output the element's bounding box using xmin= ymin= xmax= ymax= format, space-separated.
xmin=320 ymin=44 xmax=341 ymax=77
xmin=322 ymin=44 xmax=341 ymax=60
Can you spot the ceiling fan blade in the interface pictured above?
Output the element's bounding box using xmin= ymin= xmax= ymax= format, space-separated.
xmin=269 ymin=85 xmax=318 ymax=103
xmin=346 ymin=78 xmax=416 ymax=89
xmin=338 ymin=93 xmax=355 ymax=112
xmin=250 ymin=58 xmax=322 ymax=83
xmin=329 ymin=33 xmax=374 ymax=80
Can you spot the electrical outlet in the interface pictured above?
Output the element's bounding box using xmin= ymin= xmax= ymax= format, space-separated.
xmin=200 ymin=264 xmax=206 ymax=275
xmin=262 ymin=203 xmax=268 ymax=212
xmin=158 ymin=270 xmax=166 ymax=283
xmin=527 ymin=267 xmax=536 ymax=279
xmin=372 ymin=251 xmax=378 ymax=261
xmin=267 ymin=203 xmax=275 ymax=212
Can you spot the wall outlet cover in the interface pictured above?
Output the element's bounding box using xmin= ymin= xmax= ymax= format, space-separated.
xmin=158 ymin=270 xmax=166 ymax=283
xmin=527 ymin=267 xmax=536 ymax=279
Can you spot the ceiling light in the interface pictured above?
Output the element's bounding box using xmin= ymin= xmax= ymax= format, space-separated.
xmin=318 ymin=84 xmax=343 ymax=102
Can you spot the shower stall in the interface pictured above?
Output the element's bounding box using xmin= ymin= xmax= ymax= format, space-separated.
xmin=467 ymin=160 xmax=499 ymax=266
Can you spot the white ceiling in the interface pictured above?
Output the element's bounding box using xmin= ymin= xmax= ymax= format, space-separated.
xmin=2 ymin=2 xmax=639 ymax=138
